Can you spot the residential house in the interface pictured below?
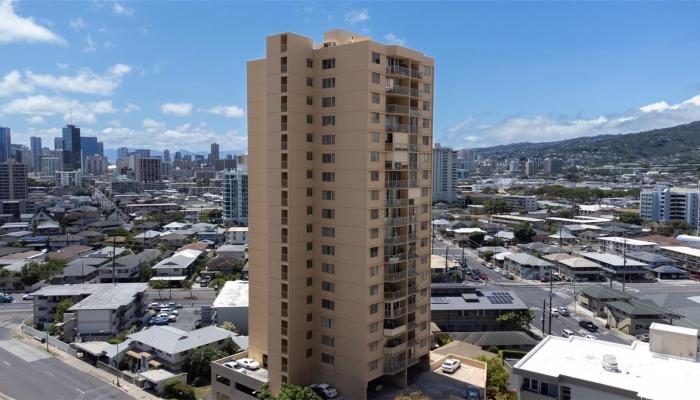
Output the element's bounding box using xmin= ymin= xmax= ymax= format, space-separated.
xmin=503 ymin=253 xmax=554 ymax=280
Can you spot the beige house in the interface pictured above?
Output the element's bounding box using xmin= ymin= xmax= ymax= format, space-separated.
xmin=242 ymin=29 xmax=434 ymax=400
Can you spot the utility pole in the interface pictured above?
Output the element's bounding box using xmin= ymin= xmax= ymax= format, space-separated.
xmin=444 ymin=245 xmax=449 ymax=283
xmin=622 ymin=232 xmax=627 ymax=293
xmin=542 ymin=298 xmax=546 ymax=335
xmin=548 ymin=274 xmax=553 ymax=335
xmin=112 ymin=236 xmax=116 ymax=285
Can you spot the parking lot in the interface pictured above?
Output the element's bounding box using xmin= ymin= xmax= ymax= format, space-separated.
xmin=144 ymin=298 xmax=214 ymax=331
xmin=372 ymin=366 xmax=484 ymax=400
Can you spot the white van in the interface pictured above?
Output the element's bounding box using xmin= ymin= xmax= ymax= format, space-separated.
xmin=562 ymin=329 xmax=575 ymax=338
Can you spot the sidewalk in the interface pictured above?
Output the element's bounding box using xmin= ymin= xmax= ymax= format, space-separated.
xmin=12 ymin=325 xmax=159 ymax=400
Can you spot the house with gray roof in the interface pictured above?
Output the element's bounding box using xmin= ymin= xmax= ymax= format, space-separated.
xmin=503 ymin=252 xmax=554 ymax=280
xmin=126 ymin=325 xmax=238 ymax=372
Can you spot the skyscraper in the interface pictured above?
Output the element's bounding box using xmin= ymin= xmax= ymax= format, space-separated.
xmin=239 ymin=30 xmax=434 ymax=399
xmin=134 ymin=149 xmax=151 ymax=158
xmin=135 ymin=157 xmax=162 ymax=182
xmin=117 ymin=147 xmax=130 ymax=159
xmin=54 ymin=137 xmax=63 ymax=151
xmin=432 ymin=143 xmax=458 ymax=203
xmin=210 ymin=142 xmax=220 ymax=163
xmin=62 ymin=124 xmax=81 ymax=170
xmin=80 ymin=136 xmax=100 ymax=161
xmin=223 ymin=166 xmax=248 ymax=227
xmin=163 ymin=149 xmax=171 ymax=163
xmin=0 ymin=127 xmax=11 ymax=163
xmin=0 ymin=161 xmax=28 ymax=200
xmin=30 ymin=136 xmax=42 ymax=172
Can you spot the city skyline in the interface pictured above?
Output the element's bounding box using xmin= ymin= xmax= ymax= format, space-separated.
xmin=1 ymin=1 xmax=700 ymax=151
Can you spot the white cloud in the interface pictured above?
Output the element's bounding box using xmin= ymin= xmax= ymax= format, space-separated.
xmin=0 ymin=0 xmax=66 ymax=45
xmin=161 ymin=102 xmax=192 ymax=117
xmin=1 ymin=95 xmax=116 ymax=124
xmin=56 ymin=62 xmax=68 ymax=69
xmin=344 ymin=9 xmax=369 ymax=25
xmin=83 ymin=33 xmax=96 ymax=52
xmin=112 ymin=2 xmax=133 ymax=17
xmin=202 ymin=105 xmax=245 ymax=118
xmin=99 ymin=124 xmax=246 ymax=151
xmin=382 ymin=33 xmax=405 ymax=46
xmin=0 ymin=70 xmax=32 ymax=96
xmin=26 ymin=115 xmax=44 ymax=124
xmin=69 ymin=17 xmax=85 ymax=30
xmin=123 ymin=102 xmax=140 ymax=113
xmin=443 ymin=92 xmax=700 ymax=149
xmin=142 ymin=118 xmax=165 ymax=129
xmin=25 ymin=63 xmax=131 ymax=95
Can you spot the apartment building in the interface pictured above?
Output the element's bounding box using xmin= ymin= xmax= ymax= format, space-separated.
xmin=502 ymin=195 xmax=537 ymax=212
xmin=135 ymin=157 xmax=163 ymax=183
xmin=244 ymin=30 xmax=434 ymax=399
xmin=432 ymin=143 xmax=457 ymax=203
xmin=223 ymin=167 xmax=249 ymax=227
xmin=639 ymin=185 xmax=699 ymax=230
xmin=513 ymin=323 xmax=700 ymax=400
xmin=0 ymin=161 xmax=28 ymax=200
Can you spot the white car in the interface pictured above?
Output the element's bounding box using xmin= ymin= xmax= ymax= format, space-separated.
xmin=160 ymin=307 xmax=171 ymax=314
xmin=550 ymin=308 xmax=560 ymax=317
xmin=223 ymin=361 xmax=241 ymax=370
xmin=441 ymin=358 xmax=461 ymax=373
xmin=585 ymin=334 xmax=597 ymax=340
xmin=22 ymin=294 xmax=34 ymax=301
xmin=310 ymin=383 xmax=338 ymax=399
xmin=148 ymin=302 xmax=160 ymax=309
xmin=170 ymin=309 xmax=178 ymax=316
xmin=238 ymin=358 xmax=260 ymax=370
xmin=168 ymin=314 xmax=177 ymax=322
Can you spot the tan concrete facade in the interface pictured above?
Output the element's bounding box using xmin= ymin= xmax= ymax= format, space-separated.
xmin=246 ymin=29 xmax=434 ymax=399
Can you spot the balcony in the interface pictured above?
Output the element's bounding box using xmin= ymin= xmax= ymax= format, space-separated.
xmin=384 ymin=235 xmax=407 ymax=246
xmin=280 ymin=64 xmax=288 ymax=73
xmin=386 ymin=85 xmax=419 ymax=97
xmin=385 ymin=104 xmax=419 ymax=115
xmin=384 ymin=289 xmax=407 ymax=300
xmin=384 ymin=341 xmax=407 ymax=355
xmin=385 ymin=307 xmax=407 ymax=318
xmin=384 ymin=180 xmax=418 ymax=189
xmin=281 ymin=142 xmax=287 ymax=150
xmin=384 ymin=361 xmax=407 ymax=375
xmin=281 ymin=123 xmax=287 ymax=131
xmin=384 ymin=323 xmax=407 ymax=337
xmin=281 ymin=84 xmax=287 ymax=93
xmin=281 ymin=198 xmax=288 ymax=207
xmin=281 ymin=235 xmax=288 ymax=243
xmin=281 ymin=43 xmax=287 ymax=52
xmin=384 ymin=215 xmax=418 ymax=226
xmin=281 ymin=103 xmax=287 ymax=112
xmin=386 ymin=198 xmax=410 ymax=207
xmin=385 ymin=252 xmax=417 ymax=263
xmin=281 ymin=217 xmax=288 ymax=225
xmin=384 ymin=270 xmax=407 ymax=282
xmin=281 ymin=161 xmax=288 ymax=169
xmin=385 ymin=123 xmax=418 ymax=134
xmin=386 ymin=65 xmax=411 ymax=77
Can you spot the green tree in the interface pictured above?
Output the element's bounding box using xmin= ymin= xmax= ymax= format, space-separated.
xmin=482 ymin=250 xmax=495 ymax=262
xmin=222 ymin=336 xmax=239 ymax=355
xmin=475 ymin=355 xmax=515 ymax=400
xmin=49 ymin=298 xmax=75 ymax=335
xmin=256 ymin=383 xmax=321 ymax=400
xmin=496 ymin=310 xmax=534 ymax=331
xmin=221 ymin=321 xmax=236 ymax=332
xmin=149 ymin=280 xmax=168 ymax=299
xmin=483 ymin=199 xmax=511 ymax=215
xmin=618 ymin=212 xmax=643 ymax=226
xmin=110 ymin=227 xmax=130 ymax=237
xmin=163 ymin=379 xmax=196 ymax=400
xmin=187 ymin=346 xmax=226 ymax=385
xmin=467 ymin=231 xmax=485 ymax=248
xmin=182 ymin=279 xmax=194 ymax=299
xmin=512 ymin=222 xmax=536 ymax=243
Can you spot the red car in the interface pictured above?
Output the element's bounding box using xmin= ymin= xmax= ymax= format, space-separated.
xmin=540 ymin=276 xmax=549 ymax=283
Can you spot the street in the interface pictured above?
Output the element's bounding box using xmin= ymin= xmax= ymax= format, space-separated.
xmin=0 ymin=321 xmax=129 ymax=400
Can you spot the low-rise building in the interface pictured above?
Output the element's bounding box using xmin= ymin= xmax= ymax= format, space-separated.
xmin=430 ymin=284 xmax=528 ymax=332
xmin=212 ymin=280 xmax=249 ymax=334
xmin=503 ymin=252 xmax=554 ymax=280
xmin=512 ymin=323 xmax=700 ymax=400
xmin=501 ymin=195 xmax=538 ymax=212
xmin=491 ymin=214 xmax=545 ymax=230
xmin=227 ymin=227 xmax=248 ymax=244
xmin=580 ymin=252 xmax=649 ymax=281
xmin=598 ymin=236 xmax=658 ymax=255
xmin=577 ymin=285 xmax=636 ymax=318
xmin=659 ymin=246 xmax=700 ymax=276
xmin=544 ymin=255 xmax=603 ymax=281
xmin=32 ymin=283 xmax=148 ymax=339
xmin=151 ymin=248 xmax=202 ymax=286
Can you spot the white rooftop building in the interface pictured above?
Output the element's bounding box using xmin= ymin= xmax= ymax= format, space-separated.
xmin=212 ymin=280 xmax=249 ymax=334
xmin=513 ymin=323 xmax=700 ymax=400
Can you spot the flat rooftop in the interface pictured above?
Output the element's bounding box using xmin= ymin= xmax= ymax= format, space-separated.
xmin=581 ymin=252 xmax=647 ymax=267
xmin=598 ymin=236 xmax=657 ymax=246
xmin=431 ymin=289 xmax=527 ymax=312
xmin=33 ymin=283 xmax=149 ymax=310
xmin=514 ymin=335 xmax=700 ymax=400
xmin=660 ymin=246 xmax=700 ymax=258
xmin=213 ymin=280 xmax=249 ymax=308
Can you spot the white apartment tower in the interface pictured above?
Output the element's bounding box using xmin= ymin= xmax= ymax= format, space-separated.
xmin=432 ymin=143 xmax=457 ymax=203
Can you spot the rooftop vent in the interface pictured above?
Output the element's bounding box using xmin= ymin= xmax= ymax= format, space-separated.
xmin=602 ymin=354 xmax=619 ymax=373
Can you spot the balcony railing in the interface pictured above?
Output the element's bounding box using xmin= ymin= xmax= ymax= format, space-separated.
xmin=385 ymin=104 xmax=411 ymax=114
xmin=281 ymin=43 xmax=287 ymax=52
xmin=281 ymin=198 xmax=288 ymax=207
xmin=385 ymin=307 xmax=407 ymax=318
xmin=384 ymin=289 xmax=407 ymax=300
xmin=281 ymin=84 xmax=288 ymax=93
xmin=384 ymin=361 xmax=407 ymax=375
xmin=384 ymin=270 xmax=407 ymax=282
xmin=281 ymin=179 xmax=288 ymax=188
xmin=385 ymin=123 xmax=418 ymax=134
xmin=281 ymin=161 xmax=288 ymax=169
xmin=281 ymin=123 xmax=287 ymax=131
xmin=383 ymin=342 xmax=407 ymax=355
xmin=386 ymin=85 xmax=419 ymax=97
xmin=281 ymin=217 xmax=288 ymax=225
xmin=281 ymin=142 xmax=287 ymax=150
xmin=385 ymin=252 xmax=417 ymax=263
xmin=281 ymin=235 xmax=288 ymax=243
xmin=386 ymin=65 xmax=411 ymax=77
xmin=410 ymin=69 xmax=422 ymax=79
xmin=386 ymin=198 xmax=410 ymax=207
xmin=384 ymin=215 xmax=418 ymax=226
xmin=384 ymin=180 xmax=418 ymax=189
xmin=280 ymin=65 xmax=288 ymax=73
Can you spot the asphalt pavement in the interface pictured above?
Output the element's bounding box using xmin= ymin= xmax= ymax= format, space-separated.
xmin=0 ymin=324 xmax=129 ymax=400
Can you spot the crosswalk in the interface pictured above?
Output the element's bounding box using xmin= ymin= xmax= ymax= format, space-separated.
xmin=0 ymin=315 xmax=30 ymax=331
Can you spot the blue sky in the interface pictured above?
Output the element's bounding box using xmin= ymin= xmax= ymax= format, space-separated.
xmin=1 ymin=1 xmax=700 ymax=153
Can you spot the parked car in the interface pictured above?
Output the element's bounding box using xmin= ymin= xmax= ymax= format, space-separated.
xmin=559 ymin=307 xmax=570 ymax=317
xmin=168 ymin=302 xmax=182 ymax=309
xmin=238 ymin=358 xmax=260 ymax=370
xmin=151 ymin=316 xmax=169 ymax=326
xmin=22 ymin=293 xmax=34 ymax=301
xmin=507 ymin=274 xmax=515 ymax=280
xmin=579 ymin=320 xmax=598 ymax=332
xmin=148 ymin=302 xmax=160 ymax=309
xmin=310 ymin=383 xmax=338 ymax=399
xmin=562 ymin=329 xmax=575 ymax=338
xmin=168 ymin=314 xmax=177 ymax=322
xmin=550 ymin=308 xmax=560 ymax=317
xmin=540 ymin=276 xmax=549 ymax=283
xmin=223 ymin=361 xmax=241 ymax=370
xmin=441 ymin=358 xmax=461 ymax=373
xmin=170 ymin=309 xmax=178 ymax=316
xmin=159 ymin=307 xmax=171 ymax=314
xmin=194 ymin=319 xmax=203 ymax=329
xmin=584 ymin=334 xmax=597 ymax=340
xmin=0 ymin=295 xmax=13 ymax=303
xmin=466 ymin=385 xmax=480 ymax=400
